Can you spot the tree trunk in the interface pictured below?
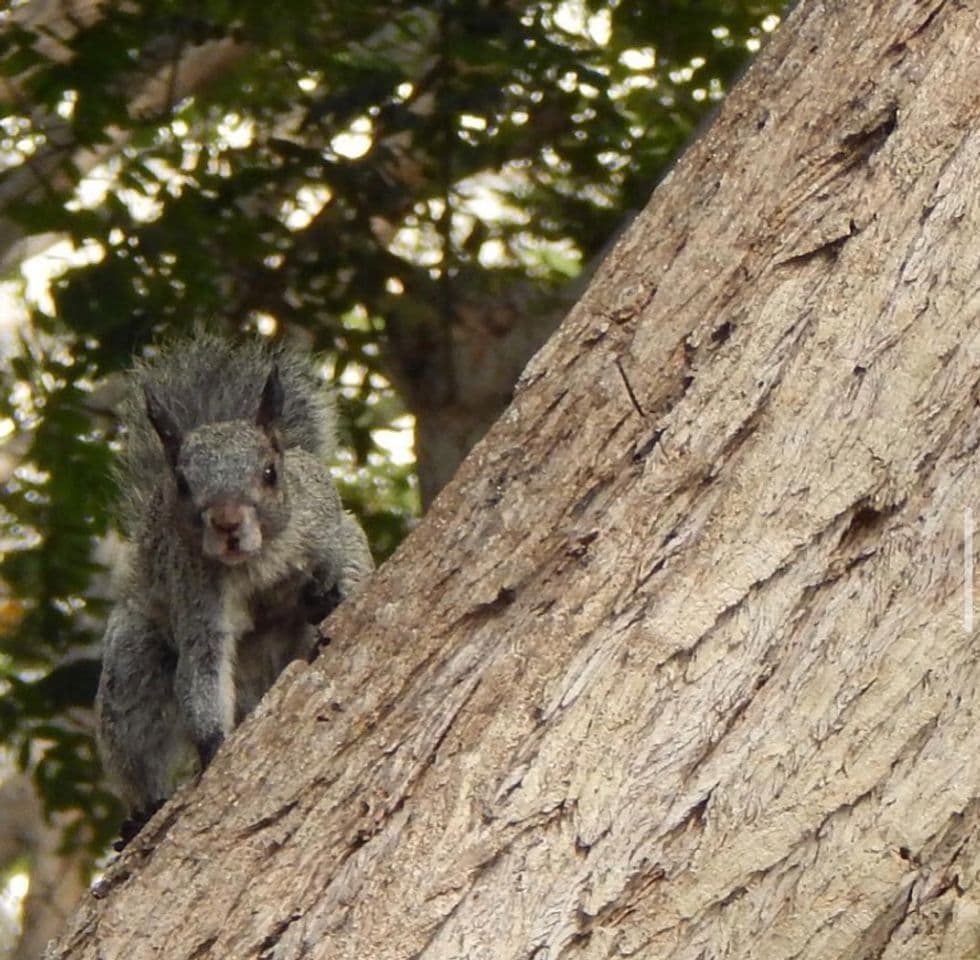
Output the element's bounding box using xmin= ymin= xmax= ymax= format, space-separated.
xmin=385 ymin=279 xmax=568 ymax=507
xmin=45 ymin=1 xmax=980 ymax=957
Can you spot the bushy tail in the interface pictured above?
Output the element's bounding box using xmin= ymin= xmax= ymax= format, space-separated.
xmin=116 ymin=332 xmax=336 ymax=527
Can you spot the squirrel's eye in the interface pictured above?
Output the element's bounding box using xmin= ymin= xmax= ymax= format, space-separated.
xmin=262 ymin=462 xmax=277 ymax=487
xmin=175 ymin=471 xmax=190 ymax=498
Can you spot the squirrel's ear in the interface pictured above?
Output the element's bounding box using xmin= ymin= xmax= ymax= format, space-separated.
xmin=256 ymin=365 xmax=284 ymax=433
xmin=144 ymin=386 xmax=183 ymax=469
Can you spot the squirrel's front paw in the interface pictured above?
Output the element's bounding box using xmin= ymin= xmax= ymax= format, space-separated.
xmin=113 ymin=799 xmax=165 ymax=851
xmin=300 ymin=575 xmax=343 ymax=624
xmin=196 ymin=731 xmax=224 ymax=771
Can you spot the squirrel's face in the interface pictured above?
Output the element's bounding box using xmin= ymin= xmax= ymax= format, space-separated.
xmin=172 ymin=422 xmax=289 ymax=566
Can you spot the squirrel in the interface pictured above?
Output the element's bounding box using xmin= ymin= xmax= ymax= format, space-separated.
xmin=95 ymin=332 xmax=374 ymax=845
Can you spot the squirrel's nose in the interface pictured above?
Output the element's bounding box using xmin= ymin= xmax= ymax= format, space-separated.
xmin=207 ymin=503 xmax=245 ymax=534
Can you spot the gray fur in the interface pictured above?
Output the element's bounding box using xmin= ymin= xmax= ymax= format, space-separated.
xmin=96 ymin=334 xmax=373 ymax=823
xmin=116 ymin=330 xmax=336 ymax=534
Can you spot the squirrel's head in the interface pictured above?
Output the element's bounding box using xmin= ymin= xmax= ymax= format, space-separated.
xmin=145 ymin=366 xmax=289 ymax=566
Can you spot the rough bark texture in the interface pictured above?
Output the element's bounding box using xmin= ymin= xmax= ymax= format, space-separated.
xmin=46 ymin=1 xmax=980 ymax=957
xmin=390 ymin=234 xmax=626 ymax=508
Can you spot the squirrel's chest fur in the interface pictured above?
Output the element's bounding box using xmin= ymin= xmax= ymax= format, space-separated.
xmin=223 ymin=568 xmax=316 ymax=719
xmin=134 ymin=464 xmax=332 ymax=713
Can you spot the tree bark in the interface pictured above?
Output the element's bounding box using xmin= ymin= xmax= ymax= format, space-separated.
xmin=45 ymin=1 xmax=980 ymax=957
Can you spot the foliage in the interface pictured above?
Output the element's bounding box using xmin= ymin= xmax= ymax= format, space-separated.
xmin=0 ymin=0 xmax=785 ymax=860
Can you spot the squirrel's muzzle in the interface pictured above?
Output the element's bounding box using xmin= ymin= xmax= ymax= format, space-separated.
xmin=202 ymin=501 xmax=263 ymax=564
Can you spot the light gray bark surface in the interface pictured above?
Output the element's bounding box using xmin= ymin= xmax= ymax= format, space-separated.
xmin=47 ymin=1 xmax=980 ymax=957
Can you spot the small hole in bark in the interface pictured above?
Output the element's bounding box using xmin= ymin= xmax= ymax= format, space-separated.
xmin=840 ymin=504 xmax=887 ymax=548
xmin=711 ymin=321 xmax=733 ymax=344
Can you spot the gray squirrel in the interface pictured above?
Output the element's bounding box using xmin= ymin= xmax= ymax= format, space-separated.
xmin=96 ymin=332 xmax=373 ymax=844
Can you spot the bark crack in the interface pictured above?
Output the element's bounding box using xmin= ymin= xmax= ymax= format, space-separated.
xmin=237 ymin=799 xmax=299 ymax=840
xmin=906 ymin=0 xmax=949 ymax=43
xmin=836 ymin=102 xmax=899 ymax=169
xmin=255 ymin=910 xmax=304 ymax=959
xmin=615 ymin=358 xmax=645 ymax=417
xmin=866 ymin=878 xmax=917 ymax=960
xmin=187 ymin=935 xmax=219 ymax=959
xmin=775 ymin=220 xmax=858 ymax=268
